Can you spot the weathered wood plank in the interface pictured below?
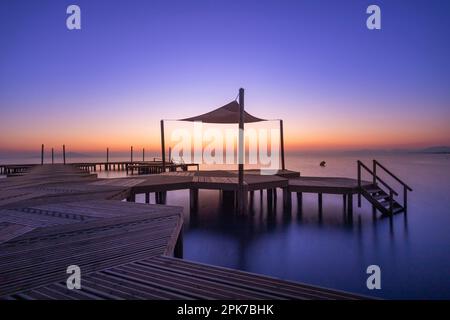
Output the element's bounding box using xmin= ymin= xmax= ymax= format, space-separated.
xmin=2 ymin=255 xmax=365 ymax=300
xmin=0 ymin=165 xmax=371 ymax=300
xmin=288 ymin=176 xmax=373 ymax=194
xmin=0 ymin=200 xmax=183 ymax=297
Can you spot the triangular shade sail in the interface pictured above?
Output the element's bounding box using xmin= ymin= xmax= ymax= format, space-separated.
xmin=178 ymin=101 xmax=266 ymax=124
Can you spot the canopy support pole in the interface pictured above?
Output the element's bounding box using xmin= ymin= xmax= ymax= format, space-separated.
xmin=160 ymin=120 xmax=166 ymax=172
xmin=280 ymin=119 xmax=285 ymax=170
xmin=130 ymin=146 xmax=133 ymax=163
xmin=238 ymin=88 xmax=245 ymax=214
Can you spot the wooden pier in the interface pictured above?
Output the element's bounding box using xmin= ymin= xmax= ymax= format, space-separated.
xmin=0 ymin=164 xmax=37 ymax=176
xmin=1 ymin=159 xmax=198 ymax=177
xmin=0 ymin=164 xmax=368 ymax=300
xmin=72 ymin=160 xmax=199 ymax=175
xmin=1 ymin=159 xmax=410 ymax=218
xmin=126 ymin=162 xmax=199 ymax=175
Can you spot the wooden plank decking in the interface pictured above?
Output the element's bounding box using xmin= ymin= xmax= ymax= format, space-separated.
xmin=0 ymin=200 xmax=183 ymax=297
xmin=0 ymin=164 xmax=368 ymax=300
xmin=289 ymin=176 xmax=373 ymax=194
xmin=2 ymin=255 xmax=363 ymax=300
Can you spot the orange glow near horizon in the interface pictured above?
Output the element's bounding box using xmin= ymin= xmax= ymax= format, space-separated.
xmin=1 ymin=111 xmax=449 ymax=154
xmin=2 ymin=1 xmax=450 ymax=156
xmin=1 ymin=96 xmax=449 ymax=154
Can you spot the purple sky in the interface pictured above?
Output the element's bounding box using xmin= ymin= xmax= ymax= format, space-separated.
xmin=1 ymin=0 xmax=449 ymax=152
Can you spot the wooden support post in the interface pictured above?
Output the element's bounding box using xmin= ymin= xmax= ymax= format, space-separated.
xmin=318 ymin=193 xmax=323 ymax=214
xmin=106 ymin=148 xmax=109 ymax=165
xmin=62 ymin=144 xmax=66 ymax=164
xmin=373 ymin=160 xmax=377 ymax=184
xmin=41 ymin=144 xmax=44 ymax=165
xmin=297 ymin=192 xmax=303 ymax=206
xmin=127 ymin=192 xmax=136 ymax=202
xmin=283 ymin=188 xmax=291 ymax=210
xmin=297 ymin=192 xmax=303 ymax=216
xmin=51 ymin=148 xmax=54 ymax=164
xmin=403 ymin=186 xmax=408 ymax=214
xmin=357 ymin=162 xmax=361 ymax=207
xmin=347 ymin=193 xmax=353 ymax=216
xmin=343 ymin=194 xmax=347 ymax=212
xmin=249 ymin=190 xmax=254 ymax=211
xmin=168 ymin=147 xmax=172 ymax=163
xmin=267 ymin=188 xmax=273 ymax=210
xmin=242 ymin=187 xmax=248 ymax=213
xmin=130 ymin=146 xmax=133 ymax=163
xmin=189 ymin=188 xmax=198 ymax=212
xmin=238 ymin=88 xmax=245 ymax=214
xmin=174 ymin=228 xmax=183 ymax=259
xmin=161 ymin=120 xmax=166 ymax=172
xmin=389 ymin=189 xmax=394 ymax=215
xmin=280 ymin=120 xmax=285 ymax=171
xmin=267 ymin=188 xmax=273 ymax=201
xmin=142 ymin=148 xmax=145 ymax=162
xmin=222 ymin=190 xmax=235 ymax=208
xmin=145 ymin=193 xmax=150 ymax=204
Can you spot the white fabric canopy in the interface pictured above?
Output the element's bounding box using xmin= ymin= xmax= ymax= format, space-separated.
xmin=178 ymin=101 xmax=266 ymax=124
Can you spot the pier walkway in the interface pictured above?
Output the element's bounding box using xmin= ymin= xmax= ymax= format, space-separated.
xmin=0 ymin=165 xmax=367 ymax=300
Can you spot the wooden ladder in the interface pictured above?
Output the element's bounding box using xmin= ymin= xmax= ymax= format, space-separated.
xmin=357 ymin=160 xmax=413 ymax=216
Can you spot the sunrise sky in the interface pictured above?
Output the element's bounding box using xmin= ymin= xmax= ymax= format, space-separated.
xmin=1 ymin=0 xmax=449 ymax=154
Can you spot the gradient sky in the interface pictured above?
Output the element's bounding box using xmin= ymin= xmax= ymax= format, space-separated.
xmin=1 ymin=0 xmax=449 ymax=153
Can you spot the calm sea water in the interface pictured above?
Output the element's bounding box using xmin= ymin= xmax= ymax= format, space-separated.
xmin=163 ymin=153 xmax=450 ymax=299
xmin=1 ymin=152 xmax=449 ymax=298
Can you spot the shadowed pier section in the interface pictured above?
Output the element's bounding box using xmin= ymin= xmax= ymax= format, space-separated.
xmin=126 ymin=170 xmax=371 ymax=217
xmin=288 ymin=176 xmax=374 ymax=216
xmin=1 ymin=255 xmax=363 ymax=300
xmin=0 ymin=165 xmax=127 ymax=210
xmin=0 ymin=165 xmax=368 ymax=299
xmin=0 ymin=201 xmax=183 ymax=297
xmin=0 ymin=160 xmax=199 ymax=177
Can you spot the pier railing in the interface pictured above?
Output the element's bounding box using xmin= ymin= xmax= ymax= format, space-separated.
xmin=357 ymin=160 xmax=413 ymax=214
xmin=373 ymin=160 xmax=413 ymax=212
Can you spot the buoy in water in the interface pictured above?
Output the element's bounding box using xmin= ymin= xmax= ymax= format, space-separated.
xmin=320 ymin=161 xmax=326 ymax=167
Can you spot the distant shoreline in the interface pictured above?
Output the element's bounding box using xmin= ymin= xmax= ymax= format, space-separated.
xmin=416 ymin=152 xmax=450 ymax=155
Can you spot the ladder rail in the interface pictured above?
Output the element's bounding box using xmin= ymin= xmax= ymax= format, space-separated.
xmin=373 ymin=160 xmax=413 ymax=191
xmin=373 ymin=160 xmax=413 ymax=212
xmin=357 ymin=161 xmax=398 ymax=195
xmin=358 ymin=160 xmax=397 ymax=214
xmin=358 ymin=160 xmax=412 ymax=215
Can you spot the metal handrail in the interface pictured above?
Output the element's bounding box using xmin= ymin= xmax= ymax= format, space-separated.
xmin=358 ymin=161 xmax=398 ymax=196
xmin=358 ymin=160 xmax=412 ymax=214
xmin=373 ymin=160 xmax=413 ymax=191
